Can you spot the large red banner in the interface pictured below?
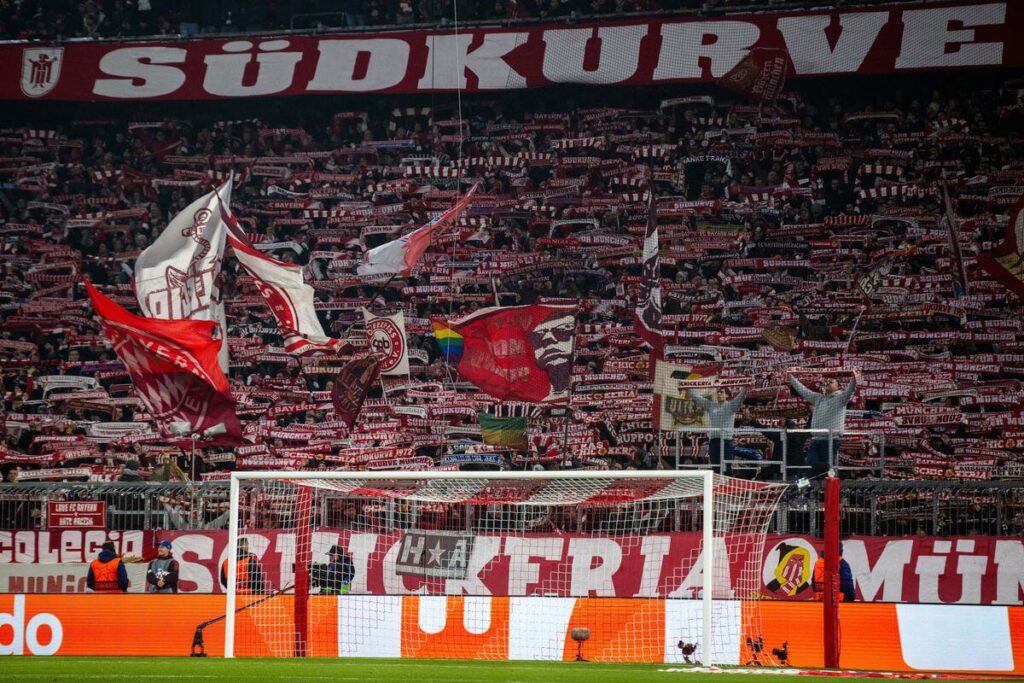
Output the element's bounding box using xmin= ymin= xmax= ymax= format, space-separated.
xmin=5 ymin=2 xmax=1021 ymax=102
xmin=3 ymin=529 xmax=1021 ymax=605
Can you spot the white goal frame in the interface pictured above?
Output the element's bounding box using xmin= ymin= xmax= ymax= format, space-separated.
xmin=224 ymin=469 xmax=715 ymax=661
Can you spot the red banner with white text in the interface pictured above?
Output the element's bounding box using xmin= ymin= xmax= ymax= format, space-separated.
xmin=4 ymin=2 xmax=1022 ymax=102
xmin=2 ymin=530 xmax=1023 ymax=605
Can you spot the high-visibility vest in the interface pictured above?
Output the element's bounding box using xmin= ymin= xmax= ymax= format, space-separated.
xmin=90 ymin=557 xmax=123 ymax=593
xmin=222 ymin=557 xmax=253 ymax=594
xmin=812 ymin=557 xmax=825 ymax=601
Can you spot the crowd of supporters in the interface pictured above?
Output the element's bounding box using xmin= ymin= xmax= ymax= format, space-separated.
xmin=0 ymin=71 xmax=1022 ymax=489
xmin=0 ymin=0 xmax=899 ymax=39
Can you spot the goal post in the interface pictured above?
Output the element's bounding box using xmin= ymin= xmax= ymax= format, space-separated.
xmin=223 ymin=470 xmax=786 ymax=663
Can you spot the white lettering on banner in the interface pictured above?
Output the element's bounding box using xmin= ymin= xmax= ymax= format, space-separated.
xmin=203 ymin=40 xmax=303 ymax=97
xmin=504 ymin=537 xmax=564 ymax=595
xmin=844 ymin=539 xmax=913 ymax=603
xmin=895 ymin=4 xmax=1007 ymax=69
xmin=417 ymin=33 xmax=528 ymax=90
xmin=916 ymin=544 xmax=949 ymax=604
xmin=5 ymin=5 xmax=1020 ymax=100
xmin=777 ymin=12 xmax=889 ymax=75
xmin=0 ymin=564 xmax=148 ymax=594
xmin=309 ymin=39 xmax=410 ymax=92
xmin=7 ymin=531 xmax=1024 ymax=604
xmin=667 ymin=537 xmax=731 ymax=598
xmin=568 ymin=538 xmax=622 ymax=597
xmin=636 ymin=536 xmax=672 ymax=598
xmin=172 ymin=533 xmax=215 ymax=594
xmin=347 ymin=533 xmax=378 ymax=595
xmin=446 ymin=536 xmax=500 ymax=596
xmin=653 ymin=21 xmax=760 ymax=81
xmin=93 ymin=47 xmax=186 ymax=98
xmin=0 ymin=595 xmax=63 ymax=655
xmin=994 ymin=540 xmax=1024 ymax=605
xmin=542 ymin=26 xmax=646 ymax=84
xmin=382 ymin=539 xmax=427 ymax=595
xmin=956 ymin=541 xmax=989 ymax=605
xmin=0 ymin=531 xmax=146 ymax=565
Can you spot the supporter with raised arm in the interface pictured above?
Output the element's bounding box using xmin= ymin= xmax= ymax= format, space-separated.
xmin=787 ymin=371 xmax=859 ymax=475
xmin=685 ymin=385 xmax=748 ymax=473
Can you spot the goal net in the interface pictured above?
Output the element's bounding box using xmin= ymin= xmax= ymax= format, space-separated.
xmin=223 ymin=471 xmax=786 ymax=664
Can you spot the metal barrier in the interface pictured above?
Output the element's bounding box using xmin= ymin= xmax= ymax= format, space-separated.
xmin=0 ymin=482 xmax=230 ymax=532
xmin=775 ymin=479 xmax=1024 ymax=537
xmin=667 ymin=427 xmax=887 ymax=479
xmin=2 ymin=479 xmax=1022 ymax=537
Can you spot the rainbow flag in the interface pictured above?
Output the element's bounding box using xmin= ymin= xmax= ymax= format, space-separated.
xmin=431 ymin=320 xmax=464 ymax=363
xmin=477 ymin=411 xmax=527 ymax=450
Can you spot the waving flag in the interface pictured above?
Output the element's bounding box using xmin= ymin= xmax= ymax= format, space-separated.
xmin=634 ymin=191 xmax=663 ymax=352
xmin=432 ymin=304 xmax=575 ymax=403
xmin=978 ymin=199 xmax=1024 ymax=300
xmin=357 ymin=185 xmax=477 ymax=282
xmin=217 ymin=199 xmax=347 ymax=356
xmin=362 ymin=309 xmax=409 ymax=375
xmin=85 ymin=282 xmax=242 ymax=445
xmin=134 ymin=178 xmax=231 ymax=370
xmin=477 ymin=411 xmax=528 ymax=450
xmin=718 ymin=47 xmax=789 ymax=103
xmin=331 ymin=356 xmax=381 ymax=429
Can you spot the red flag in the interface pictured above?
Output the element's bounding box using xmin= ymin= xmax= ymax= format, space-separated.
xmin=978 ymin=198 xmax=1024 ymax=299
xmin=85 ymin=281 xmax=242 ymax=445
xmin=432 ymin=305 xmax=575 ymax=403
xmin=331 ymin=356 xmax=381 ymax=429
xmin=718 ymin=48 xmax=789 ymax=103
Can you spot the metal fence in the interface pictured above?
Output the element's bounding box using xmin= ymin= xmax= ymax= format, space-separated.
xmin=2 ymin=479 xmax=1023 ymax=537
xmin=667 ymin=427 xmax=886 ymax=479
xmin=0 ymin=482 xmax=230 ymax=532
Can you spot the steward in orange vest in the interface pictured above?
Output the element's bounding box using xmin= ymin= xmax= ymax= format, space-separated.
xmin=813 ymin=543 xmax=856 ymax=602
xmin=220 ymin=538 xmax=268 ymax=594
xmin=87 ymin=541 xmax=129 ymax=593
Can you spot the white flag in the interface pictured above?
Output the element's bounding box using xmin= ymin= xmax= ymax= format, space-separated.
xmin=223 ymin=208 xmax=345 ymax=356
xmin=362 ymin=309 xmax=409 ymax=376
xmin=134 ymin=179 xmax=231 ymax=370
xmin=356 ymin=186 xmax=476 ymax=283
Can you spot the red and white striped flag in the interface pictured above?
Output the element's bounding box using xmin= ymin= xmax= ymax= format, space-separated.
xmin=217 ymin=198 xmax=349 ymax=356
xmin=356 ymin=185 xmax=477 ymax=283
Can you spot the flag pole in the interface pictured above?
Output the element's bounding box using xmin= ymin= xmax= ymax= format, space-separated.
xmin=560 ymin=304 xmax=580 ymax=467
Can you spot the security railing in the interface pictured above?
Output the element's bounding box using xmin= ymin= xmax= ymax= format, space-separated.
xmin=667 ymin=426 xmax=887 ymax=479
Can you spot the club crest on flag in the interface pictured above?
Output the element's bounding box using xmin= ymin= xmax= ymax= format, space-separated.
xmin=362 ymin=309 xmax=410 ymax=375
xmin=366 ymin=317 xmax=405 ymax=373
xmin=21 ymin=47 xmax=63 ymax=98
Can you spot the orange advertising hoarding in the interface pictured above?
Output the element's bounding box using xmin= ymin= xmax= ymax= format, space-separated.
xmin=2 ymin=593 xmax=1023 ymax=675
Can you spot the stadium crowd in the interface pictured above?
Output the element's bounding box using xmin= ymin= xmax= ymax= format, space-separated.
xmin=0 ymin=0 xmax=901 ymax=39
xmin=0 ymin=73 xmax=1022 ymax=491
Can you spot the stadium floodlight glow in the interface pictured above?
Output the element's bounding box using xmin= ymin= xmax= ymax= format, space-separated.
xmin=222 ymin=470 xmax=786 ymax=664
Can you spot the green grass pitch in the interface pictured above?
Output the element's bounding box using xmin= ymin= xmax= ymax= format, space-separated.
xmin=0 ymin=658 xmax=992 ymax=682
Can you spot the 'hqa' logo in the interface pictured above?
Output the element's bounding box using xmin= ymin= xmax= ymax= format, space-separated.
xmin=21 ymin=48 xmax=63 ymax=98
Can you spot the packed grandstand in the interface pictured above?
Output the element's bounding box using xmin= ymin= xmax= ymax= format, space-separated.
xmin=3 ymin=72 xmax=1023 ymax=487
xmin=1 ymin=0 xmax=1024 ymax=674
